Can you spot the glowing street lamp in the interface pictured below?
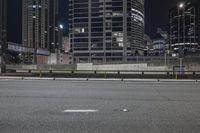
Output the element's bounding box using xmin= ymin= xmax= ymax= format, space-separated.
xmin=59 ymin=24 xmax=64 ymax=29
xmin=179 ymin=3 xmax=184 ymax=8
xmin=58 ymin=24 xmax=64 ymax=62
xmin=178 ymin=2 xmax=185 ymax=74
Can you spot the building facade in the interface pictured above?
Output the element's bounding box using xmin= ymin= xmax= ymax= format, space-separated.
xmin=69 ymin=0 xmax=145 ymax=63
xmin=151 ymin=28 xmax=168 ymax=56
xmin=144 ymin=34 xmax=152 ymax=56
xmin=49 ymin=0 xmax=59 ymax=53
xmin=22 ymin=0 xmax=58 ymax=63
xmin=0 ymin=0 xmax=7 ymax=71
xmin=169 ymin=2 xmax=199 ymax=55
xmin=153 ymin=33 xmax=166 ymax=56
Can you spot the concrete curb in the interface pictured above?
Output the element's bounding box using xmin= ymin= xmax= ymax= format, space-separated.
xmin=158 ymin=79 xmax=199 ymax=82
xmin=123 ymin=79 xmax=159 ymax=82
xmin=0 ymin=76 xmax=24 ymax=80
xmin=0 ymin=76 xmax=199 ymax=82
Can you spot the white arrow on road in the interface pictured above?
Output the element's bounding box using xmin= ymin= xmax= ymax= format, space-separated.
xmin=62 ymin=110 xmax=99 ymax=113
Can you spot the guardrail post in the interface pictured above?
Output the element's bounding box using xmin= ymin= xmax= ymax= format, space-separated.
xmin=71 ymin=70 xmax=74 ymax=74
xmin=167 ymin=72 xmax=170 ymax=76
xmin=28 ymin=70 xmax=31 ymax=73
xmin=175 ymin=72 xmax=178 ymax=80
xmin=193 ymin=72 xmax=196 ymax=75
xmin=49 ymin=70 xmax=53 ymax=77
xmin=142 ymin=71 xmax=144 ymax=75
xmin=39 ymin=70 xmax=42 ymax=78
xmin=118 ymin=71 xmax=120 ymax=75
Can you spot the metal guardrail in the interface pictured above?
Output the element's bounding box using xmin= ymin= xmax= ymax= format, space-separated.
xmin=12 ymin=69 xmax=200 ymax=74
xmin=3 ymin=69 xmax=200 ymax=79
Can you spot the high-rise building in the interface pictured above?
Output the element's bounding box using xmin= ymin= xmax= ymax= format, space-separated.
xmin=152 ymin=28 xmax=168 ymax=56
xmin=22 ymin=0 xmax=58 ymax=63
xmin=49 ymin=0 xmax=59 ymax=53
xmin=69 ymin=0 xmax=145 ymax=63
xmin=169 ymin=2 xmax=199 ymax=55
xmin=0 ymin=0 xmax=7 ymax=72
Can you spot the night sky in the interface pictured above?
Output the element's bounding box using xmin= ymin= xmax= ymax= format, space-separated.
xmin=7 ymin=0 xmax=200 ymax=44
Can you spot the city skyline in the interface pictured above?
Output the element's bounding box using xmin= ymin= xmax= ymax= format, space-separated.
xmin=7 ymin=0 xmax=200 ymax=44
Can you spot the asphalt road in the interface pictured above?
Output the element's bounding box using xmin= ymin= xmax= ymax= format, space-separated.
xmin=0 ymin=79 xmax=200 ymax=133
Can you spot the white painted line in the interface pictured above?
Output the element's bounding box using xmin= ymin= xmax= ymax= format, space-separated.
xmin=122 ymin=109 xmax=129 ymax=112
xmin=62 ymin=109 xmax=99 ymax=113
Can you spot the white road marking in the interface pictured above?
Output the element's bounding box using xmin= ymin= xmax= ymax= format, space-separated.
xmin=62 ymin=109 xmax=99 ymax=113
xmin=122 ymin=109 xmax=129 ymax=112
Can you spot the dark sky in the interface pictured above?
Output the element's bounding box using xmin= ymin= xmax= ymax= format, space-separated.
xmin=7 ymin=0 xmax=200 ymax=43
xmin=145 ymin=0 xmax=200 ymax=37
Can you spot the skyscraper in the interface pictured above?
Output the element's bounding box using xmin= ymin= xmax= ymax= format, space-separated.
xmin=169 ymin=2 xmax=199 ymax=55
xmin=22 ymin=0 xmax=58 ymax=63
xmin=0 ymin=0 xmax=7 ymax=72
xmin=49 ymin=0 xmax=59 ymax=53
xmin=69 ymin=0 xmax=145 ymax=63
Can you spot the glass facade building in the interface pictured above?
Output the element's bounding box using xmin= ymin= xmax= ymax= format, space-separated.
xmin=169 ymin=2 xmax=199 ymax=54
xmin=69 ymin=0 xmax=145 ymax=63
xmin=49 ymin=0 xmax=59 ymax=53
xmin=22 ymin=0 xmax=58 ymax=53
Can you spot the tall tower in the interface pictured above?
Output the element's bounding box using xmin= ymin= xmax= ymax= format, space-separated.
xmin=69 ymin=0 xmax=145 ymax=63
xmin=131 ymin=0 xmax=145 ymax=55
xmin=22 ymin=0 xmax=49 ymax=49
xmin=0 ymin=0 xmax=7 ymax=72
xmin=49 ymin=0 xmax=59 ymax=53
xmin=169 ymin=2 xmax=199 ymax=55
xmin=22 ymin=0 xmax=58 ymax=63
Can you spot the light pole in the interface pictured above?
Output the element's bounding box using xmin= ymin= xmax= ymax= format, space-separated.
xmin=58 ymin=24 xmax=64 ymax=64
xmin=178 ymin=3 xmax=185 ymax=74
xmin=59 ymin=24 xmax=64 ymax=50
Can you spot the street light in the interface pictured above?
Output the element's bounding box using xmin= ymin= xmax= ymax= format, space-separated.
xmin=58 ymin=24 xmax=64 ymax=64
xmin=178 ymin=2 xmax=185 ymax=74
xmin=179 ymin=3 xmax=184 ymax=8
xmin=59 ymin=24 xmax=64 ymax=50
xmin=59 ymin=24 xmax=64 ymax=29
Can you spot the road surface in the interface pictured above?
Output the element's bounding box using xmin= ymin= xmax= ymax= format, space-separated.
xmin=0 ymin=79 xmax=200 ymax=133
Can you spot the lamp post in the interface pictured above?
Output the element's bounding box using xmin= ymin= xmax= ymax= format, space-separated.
xmin=57 ymin=24 xmax=64 ymax=64
xmin=59 ymin=24 xmax=64 ymax=50
xmin=178 ymin=3 xmax=185 ymax=74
